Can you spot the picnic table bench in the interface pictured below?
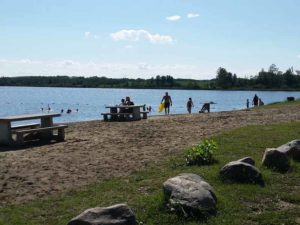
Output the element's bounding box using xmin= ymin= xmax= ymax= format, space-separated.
xmin=0 ymin=113 xmax=68 ymax=146
xmin=12 ymin=124 xmax=68 ymax=145
xmin=101 ymin=105 xmax=149 ymax=121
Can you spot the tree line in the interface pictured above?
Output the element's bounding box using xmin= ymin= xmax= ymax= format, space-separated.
xmin=1 ymin=64 xmax=300 ymax=90
xmin=0 ymin=75 xmax=208 ymax=89
xmin=215 ymin=64 xmax=300 ymax=90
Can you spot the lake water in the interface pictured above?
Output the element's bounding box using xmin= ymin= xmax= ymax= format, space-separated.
xmin=1 ymin=86 xmax=300 ymax=123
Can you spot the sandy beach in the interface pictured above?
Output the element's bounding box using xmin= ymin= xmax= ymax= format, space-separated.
xmin=1 ymin=104 xmax=300 ymax=206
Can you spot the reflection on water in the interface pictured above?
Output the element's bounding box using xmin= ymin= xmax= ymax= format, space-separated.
xmin=1 ymin=86 xmax=300 ymax=123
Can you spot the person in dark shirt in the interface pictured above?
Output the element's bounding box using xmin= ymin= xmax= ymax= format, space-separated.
xmin=125 ymin=96 xmax=134 ymax=113
xmin=125 ymin=96 xmax=134 ymax=106
xmin=161 ymin=92 xmax=172 ymax=115
xmin=252 ymin=94 xmax=259 ymax=107
xmin=187 ymin=97 xmax=194 ymax=114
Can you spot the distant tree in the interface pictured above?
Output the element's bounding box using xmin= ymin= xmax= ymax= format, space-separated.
xmin=268 ymin=64 xmax=279 ymax=74
xmin=283 ymin=68 xmax=298 ymax=87
xmin=166 ymin=75 xmax=174 ymax=86
xmin=216 ymin=67 xmax=233 ymax=89
xmin=161 ymin=76 xmax=167 ymax=86
xmin=232 ymin=74 xmax=237 ymax=86
xmin=155 ymin=75 xmax=161 ymax=86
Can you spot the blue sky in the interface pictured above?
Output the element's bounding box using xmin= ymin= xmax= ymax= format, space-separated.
xmin=0 ymin=0 xmax=299 ymax=79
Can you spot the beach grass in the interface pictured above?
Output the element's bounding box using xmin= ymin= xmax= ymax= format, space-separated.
xmin=259 ymin=98 xmax=300 ymax=109
xmin=1 ymin=122 xmax=300 ymax=225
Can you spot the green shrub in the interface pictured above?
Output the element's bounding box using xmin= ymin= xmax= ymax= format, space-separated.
xmin=185 ymin=139 xmax=217 ymax=165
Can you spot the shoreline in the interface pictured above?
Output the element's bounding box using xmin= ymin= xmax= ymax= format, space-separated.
xmin=1 ymin=103 xmax=300 ymax=206
xmin=2 ymin=85 xmax=300 ymax=92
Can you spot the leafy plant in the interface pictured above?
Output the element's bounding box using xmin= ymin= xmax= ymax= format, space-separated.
xmin=185 ymin=139 xmax=217 ymax=165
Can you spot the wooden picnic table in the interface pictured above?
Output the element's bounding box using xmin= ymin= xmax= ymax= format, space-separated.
xmin=0 ymin=113 xmax=66 ymax=146
xmin=102 ymin=105 xmax=148 ymax=121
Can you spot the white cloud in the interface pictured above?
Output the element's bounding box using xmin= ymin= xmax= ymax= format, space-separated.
xmin=110 ymin=29 xmax=173 ymax=44
xmin=187 ymin=13 xmax=200 ymax=18
xmin=124 ymin=45 xmax=133 ymax=49
xmin=297 ymin=54 xmax=300 ymax=58
xmin=84 ymin=31 xmax=98 ymax=39
xmin=0 ymin=59 xmax=8 ymax=63
xmin=166 ymin=15 xmax=181 ymax=21
xmin=84 ymin=32 xmax=91 ymax=38
xmin=0 ymin=59 xmax=41 ymax=65
xmin=138 ymin=63 xmax=151 ymax=70
xmin=60 ymin=60 xmax=78 ymax=67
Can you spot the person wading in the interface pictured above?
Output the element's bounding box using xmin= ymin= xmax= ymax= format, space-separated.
xmin=161 ymin=92 xmax=172 ymax=115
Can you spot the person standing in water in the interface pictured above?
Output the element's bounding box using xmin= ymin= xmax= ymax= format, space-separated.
xmin=161 ymin=92 xmax=172 ymax=115
xmin=187 ymin=97 xmax=194 ymax=114
xmin=252 ymin=94 xmax=259 ymax=107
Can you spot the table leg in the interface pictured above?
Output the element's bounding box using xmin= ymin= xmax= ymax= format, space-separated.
xmin=41 ymin=117 xmax=53 ymax=127
xmin=40 ymin=117 xmax=53 ymax=140
xmin=110 ymin=107 xmax=118 ymax=121
xmin=0 ymin=121 xmax=12 ymax=145
xmin=132 ymin=107 xmax=141 ymax=120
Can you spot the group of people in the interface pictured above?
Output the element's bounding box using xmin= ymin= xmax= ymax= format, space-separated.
xmin=247 ymin=94 xmax=264 ymax=109
xmin=160 ymin=92 xmax=212 ymax=115
xmin=61 ymin=108 xmax=78 ymax=114
xmin=116 ymin=92 xmax=264 ymax=116
xmin=41 ymin=104 xmax=52 ymax=112
xmin=118 ymin=96 xmax=134 ymax=113
xmin=40 ymin=105 xmax=78 ymax=114
xmin=43 ymin=93 xmax=264 ymax=117
xmin=162 ymin=92 xmax=267 ymax=115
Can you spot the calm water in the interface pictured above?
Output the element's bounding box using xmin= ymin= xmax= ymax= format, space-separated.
xmin=1 ymin=86 xmax=300 ymax=123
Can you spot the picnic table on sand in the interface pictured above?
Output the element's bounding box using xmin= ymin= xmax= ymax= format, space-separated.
xmin=101 ymin=105 xmax=149 ymax=121
xmin=0 ymin=113 xmax=68 ymax=146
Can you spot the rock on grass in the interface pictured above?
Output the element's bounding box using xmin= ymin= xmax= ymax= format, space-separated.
xmin=163 ymin=173 xmax=217 ymax=217
xmin=67 ymin=203 xmax=136 ymax=225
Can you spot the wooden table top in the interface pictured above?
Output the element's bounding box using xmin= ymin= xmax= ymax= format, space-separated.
xmin=0 ymin=113 xmax=61 ymax=122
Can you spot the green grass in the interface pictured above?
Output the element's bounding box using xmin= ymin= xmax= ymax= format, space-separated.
xmin=258 ymin=98 xmax=300 ymax=109
xmin=1 ymin=123 xmax=300 ymax=225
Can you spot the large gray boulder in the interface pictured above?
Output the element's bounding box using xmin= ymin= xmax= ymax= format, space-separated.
xmin=277 ymin=140 xmax=300 ymax=161
xmin=67 ymin=203 xmax=136 ymax=225
xmin=163 ymin=173 xmax=217 ymax=216
xmin=262 ymin=148 xmax=290 ymax=172
xmin=220 ymin=157 xmax=264 ymax=185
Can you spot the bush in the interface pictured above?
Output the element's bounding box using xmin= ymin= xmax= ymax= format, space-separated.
xmin=185 ymin=139 xmax=217 ymax=165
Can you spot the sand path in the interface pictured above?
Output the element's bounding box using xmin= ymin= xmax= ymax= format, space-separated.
xmin=1 ymin=105 xmax=300 ymax=206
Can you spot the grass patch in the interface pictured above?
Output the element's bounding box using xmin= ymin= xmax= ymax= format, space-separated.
xmin=1 ymin=122 xmax=300 ymax=225
xmin=257 ymin=98 xmax=300 ymax=109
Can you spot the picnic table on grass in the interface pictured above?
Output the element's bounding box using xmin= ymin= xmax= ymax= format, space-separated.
xmin=0 ymin=113 xmax=68 ymax=146
xmin=101 ymin=105 xmax=149 ymax=121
